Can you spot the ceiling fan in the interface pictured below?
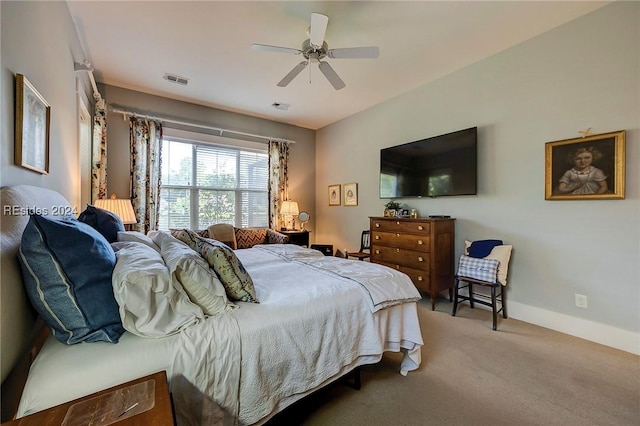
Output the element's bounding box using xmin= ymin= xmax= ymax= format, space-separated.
xmin=251 ymin=12 xmax=379 ymax=90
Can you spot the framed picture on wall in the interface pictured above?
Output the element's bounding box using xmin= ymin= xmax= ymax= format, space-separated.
xmin=343 ymin=183 xmax=358 ymax=206
xmin=15 ymin=73 xmax=50 ymax=174
xmin=328 ymin=184 xmax=341 ymax=206
xmin=544 ymin=130 xmax=625 ymax=200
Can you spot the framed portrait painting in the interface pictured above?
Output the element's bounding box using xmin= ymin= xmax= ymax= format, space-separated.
xmin=15 ymin=74 xmax=50 ymax=174
xmin=343 ymin=183 xmax=358 ymax=206
xmin=328 ymin=184 xmax=341 ymax=206
xmin=545 ymin=130 xmax=625 ymax=200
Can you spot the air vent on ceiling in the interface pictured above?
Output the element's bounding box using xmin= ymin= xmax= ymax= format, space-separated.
xmin=163 ymin=73 xmax=189 ymax=86
xmin=272 ymin=102 xmax=289 ymax=111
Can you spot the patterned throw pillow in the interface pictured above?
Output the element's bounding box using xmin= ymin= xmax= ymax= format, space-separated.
xmin=235 ymin=227 xmax=268 ymax=249
xmin=170 ymin=229 xmax=199 ymax=249
xmin=18 ymin=215 xmax=124 ymax=344
xmin=457 ymin=254 xmax=500 ymax=284
xmin=195 ymin=237 xmax=259 ymax=303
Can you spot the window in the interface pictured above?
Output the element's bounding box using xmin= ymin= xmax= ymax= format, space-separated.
xmin=158 ymin=130 xmax=269 ymax=231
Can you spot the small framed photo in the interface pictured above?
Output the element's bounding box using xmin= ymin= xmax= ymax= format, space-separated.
xmin=343 ymin=183 xmax=358 ymax=206
xmin=545 ymin=130 xmax=625 ymax=200
xmin=15 ymin=74 xmax=50 ymax=174
xmin=328 ymin=184 xmax=341 ymax=206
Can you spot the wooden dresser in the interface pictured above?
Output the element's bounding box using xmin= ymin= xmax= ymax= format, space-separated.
xmin=369 ymin=216 xmax=455 ymax=310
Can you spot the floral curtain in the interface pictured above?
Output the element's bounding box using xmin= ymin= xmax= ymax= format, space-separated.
xmin=90 ymin=95 xmax=107 ymax=202
xmin=129 ymin=117 xmax=163 ymax=233
xmin=268 ymin=140 xmax=290 ymax=230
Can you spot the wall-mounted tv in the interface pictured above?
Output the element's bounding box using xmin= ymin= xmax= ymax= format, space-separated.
xmin=380 ymin=127 xmax=477 ymax=198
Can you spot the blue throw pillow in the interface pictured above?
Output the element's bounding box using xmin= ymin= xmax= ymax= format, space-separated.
xmin=78 ymin=204 xmax=125 ymax=243
xmin=468 ymin=239 xmax=503 ymax=258
xmin=18 ymin=215 xmax=124 ymax=344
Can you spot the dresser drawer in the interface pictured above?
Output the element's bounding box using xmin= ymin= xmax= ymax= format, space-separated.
xmin=372 ymin=231 xmax=430 ymax=251
xmin=371 ymin=245 xmax=430 ymax=270
xmin=376 ymin=261 xmax=430 ymax=292
xmin=371 ymin=219 xmax=431 ymax=235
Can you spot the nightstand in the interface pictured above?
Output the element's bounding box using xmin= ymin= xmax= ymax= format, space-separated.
xmin=280 ymin=230 xmax=310 ymax=247
xmin=3 ymin=371 xmax=174 ymax=425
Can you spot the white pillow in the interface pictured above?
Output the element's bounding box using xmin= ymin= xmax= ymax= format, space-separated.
xmin=464 ymin=240 xmax=513 ymax=285
xmin=117 ymin=231 xmax=161 ymax=253
xmin=111 ymin=241 xmax=203 ymax=337
xmin=151 ymin=231 xmax=237 ymax=315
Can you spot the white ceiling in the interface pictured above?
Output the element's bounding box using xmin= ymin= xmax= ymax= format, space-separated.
xmin=66 ymin=1 xmax=609 ymax=130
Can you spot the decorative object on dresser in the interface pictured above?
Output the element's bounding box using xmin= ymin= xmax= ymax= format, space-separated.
xmin=544 ymin=130 xmax=625 ymax=200
xmin=370 ymin=216 xmax=455 ymax=310
xmin=383 ymin=200 xmax=400 ymax=217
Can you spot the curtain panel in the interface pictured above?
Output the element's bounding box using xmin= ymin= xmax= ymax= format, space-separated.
xmin=268 ymin=140 xmax=290 ymax=230
xmin=129 ymin=118 xmax=163 ymax=233
xmin=91 ymin=96 xmax=107 ymax=202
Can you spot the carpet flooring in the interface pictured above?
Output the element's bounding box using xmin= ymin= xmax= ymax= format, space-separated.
xmin=267 ymin=297 xmax=640 ymax=425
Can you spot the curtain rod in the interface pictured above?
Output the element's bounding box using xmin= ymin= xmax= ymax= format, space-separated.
xmin=109 ymin=107 xmax=295 ymax=144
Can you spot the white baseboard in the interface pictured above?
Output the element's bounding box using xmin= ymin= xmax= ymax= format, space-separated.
xmin=508 ymin=301 xmax=640 ymax=355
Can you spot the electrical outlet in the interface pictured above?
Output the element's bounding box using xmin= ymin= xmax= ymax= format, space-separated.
xmin=575 ymin=294 xmax=588 ymax=309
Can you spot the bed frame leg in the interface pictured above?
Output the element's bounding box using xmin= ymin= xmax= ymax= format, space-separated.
xmin=346 ymin=366 xmax=361 ymax=390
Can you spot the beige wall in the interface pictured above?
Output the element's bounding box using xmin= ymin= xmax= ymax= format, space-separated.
xmin=99 ymin=85 xmax=317 ymax=236
xmin=315 ymin=2 xmax=639 ymax=353
xmin=1 ymin=1 xmax=90 ymax=208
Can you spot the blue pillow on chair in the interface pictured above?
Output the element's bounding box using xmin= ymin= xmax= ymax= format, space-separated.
xmin=78 ymin=204 xmax=125 ymax=243
xmin=18 ymin=215 xmax=124 ymax=344
xmin=468 ymin=239 xmax=503 ymax=258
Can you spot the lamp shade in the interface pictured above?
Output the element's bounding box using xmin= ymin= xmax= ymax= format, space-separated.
xmin=280 ymin=200 xmax=299 ymax=216
xmin=94 ymin=195 xmax=137 ymax=224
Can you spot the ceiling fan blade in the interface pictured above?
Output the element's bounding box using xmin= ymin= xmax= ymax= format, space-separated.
xmin=318 ymin=61 xmax=345 ymax=90
xmin=277 ymin=61 xmax=308 ymax=87
xmin=251 ymin=44 xmax=302 ymax=55
xmin=328 ymin=46 xmax=380 ymax=59
xmin=309 ymin=13 xmax=329 ymax=47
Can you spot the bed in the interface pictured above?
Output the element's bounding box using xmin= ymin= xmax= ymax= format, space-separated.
xmin=1 ymin=185 xmax=424 ymax=425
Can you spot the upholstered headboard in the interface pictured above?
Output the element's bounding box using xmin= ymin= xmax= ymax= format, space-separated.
xmin=1 ymin=185 xmax=72 ymax=383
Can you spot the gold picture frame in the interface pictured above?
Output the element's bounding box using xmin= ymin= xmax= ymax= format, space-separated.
xmin=328 ymin=184 xmax=341 ymax=206
xmin=343 ymin=183 xmax=358 ymax=206
xmin=15 ymin=74 xmax=50 ymax=174
xmin=545 ymin=130 xmax=625 ymax=200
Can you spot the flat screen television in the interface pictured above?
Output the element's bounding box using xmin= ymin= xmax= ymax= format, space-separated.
xmin=379 ymin=127 xmax=477 ymax=198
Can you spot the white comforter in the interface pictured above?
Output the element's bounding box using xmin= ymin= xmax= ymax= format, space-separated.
xmin=172 ymin=244 xmax=423 ymax=425
xmin=18 ymin=244 xmax=423 ymax=426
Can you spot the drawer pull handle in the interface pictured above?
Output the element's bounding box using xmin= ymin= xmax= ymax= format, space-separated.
xmin=375 ymin=235 xmax=380 ymax=240
xmin=396 ymin=233 xmax=400 ymax=237
xmin=375 ymin=250 xmax=380 ymax=254
xmin=375 ymin=223 xmax=380 ymax=228
xmin=418 ymin=240 xmax=423 ymax=245
xmin=396 ymin=221 xmax=400 ymax=225
xmin=418 ymin=276 xmax=423 ymax=281
xmin=418 ymin=256 xmax=424 ymax=262
xmin=417 ymin=225 xmax=424 ymax=231
xmin=396 ymin=265 xmax=400 ymax=270
xmin=396 ymin=248 xmax=400 ymax=253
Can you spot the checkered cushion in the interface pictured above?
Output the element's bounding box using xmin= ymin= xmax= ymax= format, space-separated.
xmin=457 ymin=254 xmax=500 ymax=284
